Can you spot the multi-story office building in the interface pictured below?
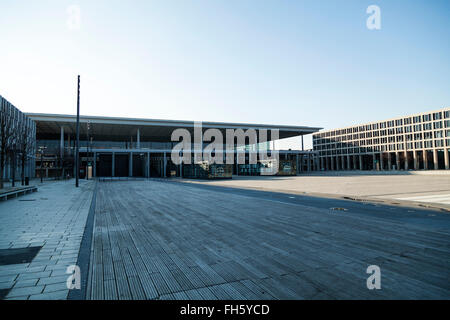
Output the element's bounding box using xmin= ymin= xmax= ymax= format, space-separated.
xmin=313 ymin=108 xmax=450 ymax=171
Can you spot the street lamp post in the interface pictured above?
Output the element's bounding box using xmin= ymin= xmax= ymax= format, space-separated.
xmin=90 ymin=136 xmax=93 ymax=179
xmin=75 ymin=75 xmax=80 ymax=187
xmin=86 ymin=121 xmax=90 ymax=180
xmin=40 ymin=151 xmax=43 ymax=183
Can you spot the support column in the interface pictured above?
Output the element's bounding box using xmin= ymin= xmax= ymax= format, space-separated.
xmin=444 ymin=148 xmax=449 ymax=170
xmin=307 ymin=154 xmax=311 ymax=172
xmin=359 ymin=155 xmax=363 ymax=170
xmin=387 ymin=152 xmax=391 ymax=170
xmin=60 ymin=126 xmax=64 ymax=159
xmin=331 ymin=156 xmax=335 ymax=171
xmin=179 ymin=151 xmax=183 ymax=178
xmin=68 ymin=135 xmax=71 ymax=156
xmin=404 ymin=151 xmax=409 ymax=170
xmin=372 ymin=153 xmax=376 ymax=170
xmin=320 ymin=157 xmax=324 ymax=171
xmin=336 ymin=156 xmax=340 ymax=171
xmin=129 ymin=152 xmax=133 ymax=177
xmin=93 ymin=152 xmax=96 ymax=177
xmin=396 ymin=152 xmax=401 ymax=170
xmin=433 ymin=149 xmax=438 ymax=170
xmin=163 ymin=152 xmax=167 ymax=177
xmin=347 ymin=155 xmax=351 ymax=170
xmin=147 ymin=152 xmax=150 ymax=178
xmin=296 ymin=154 xmax=300 ymax=174
xmin=326 ymin=157 xmax=330 ymax=171
xmin=112 ymin=152 xmax=115 ymax=177
xmin=341 ymin=156 xmax=345 ymax=170
xmin=413 ymin=151 xmax=418 ymax=170
xmin=378 ymin=151 xmax=384 ymax=171
xmin=137 ymin=128 xmax=141 ymax=149
xmin=423 ymin=150 xmax=428 ymax=170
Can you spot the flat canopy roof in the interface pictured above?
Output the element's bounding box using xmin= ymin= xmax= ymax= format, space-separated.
xmin=27 ymin=113 xmax=322 ymax=142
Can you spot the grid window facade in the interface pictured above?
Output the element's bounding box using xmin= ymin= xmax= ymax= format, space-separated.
xmin=313 ymin=108 xmax=450 ymax=157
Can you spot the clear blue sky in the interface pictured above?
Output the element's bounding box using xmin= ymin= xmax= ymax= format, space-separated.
xmin=0 ymin=0 xmax=449 ymax=149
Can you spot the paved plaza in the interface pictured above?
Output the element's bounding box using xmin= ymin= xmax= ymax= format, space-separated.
xmin=0 ymin=180 xmax=94 ymax=300
xmin=86 ymin=180 xmax=450 ymax=299
xmin=1 ymin=176 xmax=450 ymax=300
xmin=182 ymin=171 xmax=450 ymax=209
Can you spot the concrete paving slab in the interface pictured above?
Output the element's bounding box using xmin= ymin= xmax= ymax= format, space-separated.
xmin=179 ymin=173 xmax=450 ymax=209
xmin=0 ymin=179 xmax=95 ymax=299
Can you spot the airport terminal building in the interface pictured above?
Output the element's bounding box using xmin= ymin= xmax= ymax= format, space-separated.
xmin=27 ymin=113 xmax=321 ymax=179
xmin=3 ymin=92 xmax=449 ymax=183
xmin=313 ymin=108 xmax=450 ymax=171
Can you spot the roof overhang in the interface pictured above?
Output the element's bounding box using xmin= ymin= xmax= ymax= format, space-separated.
xmin=26 ymin=113 xmax=322 ymax=142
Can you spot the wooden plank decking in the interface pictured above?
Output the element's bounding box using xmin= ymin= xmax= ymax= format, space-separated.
xmin=86 ymin=180 xmax=450 ymax=300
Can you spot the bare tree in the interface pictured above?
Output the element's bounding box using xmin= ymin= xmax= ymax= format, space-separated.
xmin=9 ymin=113 xmax=21 ymax=188
xmin=0 ymin=98 xmax=17 ymax=189
xmin=17 ymin=116 xmax=34 ymax=185
xmin=9 ymin=148 xmax=16 ymax=188
xmin=0 ymin=97 xmax=35 ymax=188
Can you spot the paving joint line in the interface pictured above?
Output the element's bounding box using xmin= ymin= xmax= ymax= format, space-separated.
xmin=67 ymin=181 xmax=97 ymax=300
